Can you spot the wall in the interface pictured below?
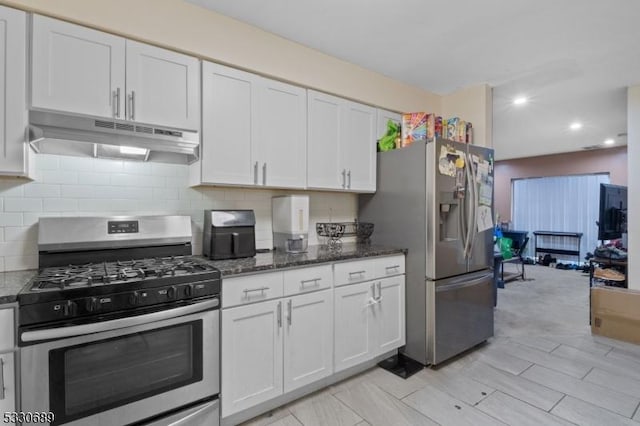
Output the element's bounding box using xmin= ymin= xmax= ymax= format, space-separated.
xmin=0 ymin=154 xmax=357 ymax=272
xmin=0 ymin=0 xmax=440 ymax=114
xmin=494 ymin=146 xmax=628 ymax=223
xmin=442 ymin=84 xmax=493 ymax=147
xmin=628 ymin=86 xmax=640 ymax=290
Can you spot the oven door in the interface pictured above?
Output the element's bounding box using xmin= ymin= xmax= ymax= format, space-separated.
xmin=20 ymin=299 xmax=219 ymax=426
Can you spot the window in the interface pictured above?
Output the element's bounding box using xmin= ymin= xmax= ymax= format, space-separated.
xmin=512 ymin=174 xmax=609 ymax=262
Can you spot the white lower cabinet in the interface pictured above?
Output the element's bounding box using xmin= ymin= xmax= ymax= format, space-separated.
xmin=334 ymin=281 xmax=375 ymax=372
xmin=0 ymin=351 xmax=16 ymax=419
xmin=372 ymin=276 xmax=406 ymax=356
xmin=221 ymin=299 xmax=283 ymax=417
xmin=222 ymin=289 xmax=334 ymax=417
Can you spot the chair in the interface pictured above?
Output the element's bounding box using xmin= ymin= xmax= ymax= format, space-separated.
xmin=500 ymin=231 xmax=529 ymax=282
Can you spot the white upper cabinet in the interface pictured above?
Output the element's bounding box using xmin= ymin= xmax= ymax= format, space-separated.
xmin=200 ymin=62 xmax=256 ymax=186
xmin=258 ymin=79 xmax=307 ymax=188
xmin=0 ymin=6 xmax=32 ymax=178
xmin=125 ymin=40 xmax=200 ymax=129
xmin=31 ymin=15 xmax=200 ymax=130
xmin=342 ymin=101 xmax=376 ymax=192
xmin=307 ymin=90 xmax=376 ymax=192
xmin=31 ymin=15 xmax=126 ymax=119
xmin=195 ymin=61 xmax=307 ymax=188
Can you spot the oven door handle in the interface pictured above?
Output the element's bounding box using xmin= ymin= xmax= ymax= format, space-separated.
xmin=21 ymin=298 xmax=219 ymax=343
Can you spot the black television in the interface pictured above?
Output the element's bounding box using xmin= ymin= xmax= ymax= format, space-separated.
xmin=597 ymin=183 xmax=627 ymax=241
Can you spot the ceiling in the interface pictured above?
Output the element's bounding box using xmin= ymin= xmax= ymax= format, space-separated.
xmin=187 ymin=0 xmax=639 ymax=160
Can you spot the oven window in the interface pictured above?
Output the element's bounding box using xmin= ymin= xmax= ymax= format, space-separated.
xmin=49 ymin=320 xmax=203 ymax=425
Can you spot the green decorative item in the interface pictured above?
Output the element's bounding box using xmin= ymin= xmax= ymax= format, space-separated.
xmin=499 ymin=237 xmax=513 ymax=260
xmin=377 ymin=119 xmax=400 ymax=152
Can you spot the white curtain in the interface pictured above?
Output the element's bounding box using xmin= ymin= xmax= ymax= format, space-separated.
xmin=511 ymin=174 xmax=609 ymax=263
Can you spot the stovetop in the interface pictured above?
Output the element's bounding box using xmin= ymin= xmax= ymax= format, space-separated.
xmin=29 ymin=256 xmax=216 ymax=292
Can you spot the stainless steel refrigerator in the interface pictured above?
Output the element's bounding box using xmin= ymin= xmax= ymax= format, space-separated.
xmin=359 ymin=138 xmax=494 ymax=365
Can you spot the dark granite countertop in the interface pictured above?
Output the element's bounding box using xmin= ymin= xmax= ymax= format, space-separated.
xmin=199 ymin=243 xmax=407 ymax=277
xmin=0 ymin=269 xmax=36 ymax=304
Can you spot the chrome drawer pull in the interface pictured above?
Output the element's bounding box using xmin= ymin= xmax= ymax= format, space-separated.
xmin=287 ymin=299 xmax=292 ymax=325
xmin=243 ymin=286 xmax=270 ymax=297
xmin=277 ymin=301 xmax=282 ymax=328
xmin=0 ymin=357 xmax=5 ymax=400
xmin=349 ymin=270 xmax=366 ymax=277
xmin=300 ymin=277 xmax=321 ymax=286
xmin=385 ymin=265 xmax=400 ymax=271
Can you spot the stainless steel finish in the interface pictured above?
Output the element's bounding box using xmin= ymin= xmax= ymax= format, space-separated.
xmin=207 ymin=210 xmax=256 ymax=228
xmin=263 ymin=162 xmax=267 ymax=185
xmin=0 ymin=357 xmax=4 ymax=400
xmin=349 ymin=270 xmax=366 ymax=277
xmin=21 ymin=307 xmax=219 ymax=426
xmin=21 ymin=298 xmax=219 ymax=343
xmin=277 ymin=301 xmax=282 ymax=328
xmin=347 ymin=169 xmax=351 ymax=189
xmin=37 ymin=215 xmax=192 ymax=252
xmin=300 ymin=278 xmax=321 ymax=287
xmin=243 ymin=287 xmax=269 ymax=297
xmin=254 ymin=161 xmax=259 ymax=184
xmin=28 ymin=109 xmax=199 ymax=162
xmin=129 ymin=91 xmax=136 ymax=120
xmin=428 ymin=270 xmax=494 ymax=365
xmin=287 ymin=299 xmax=292 ymax=325
xmin=359 ymin=139 xmax=494 ymax=365
xmin=144 ymin=399 xmax=219 ymax=426
xmin=341 ymin=169 xmax=346 ymax=188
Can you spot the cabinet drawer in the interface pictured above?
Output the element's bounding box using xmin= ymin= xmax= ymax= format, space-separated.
xmin=0 ymin=309 xmax=14 ymax=352
xmin=375 ymin=255 xmax=405 ymax=278
xmin=283 ymin=264 xmax=332 ymax=296
xmin=222 ymin=272 xmax=284 ymax=308
xmin=334 ymin=258 xmax=378 ymax=287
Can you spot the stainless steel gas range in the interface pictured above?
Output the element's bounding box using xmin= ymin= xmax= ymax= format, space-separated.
xmin=17 ymin=216 xmax=221 ymax=426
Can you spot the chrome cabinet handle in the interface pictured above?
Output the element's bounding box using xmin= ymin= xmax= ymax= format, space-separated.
xmin=341 ymin=169 xmax=346 ymax=188
xmin=113 ymin=88 xmax=121 ymax=118
xmin=349 ymin=270 xmax=366 ymax=277
xmin=300 ymin=277 xmax=321 ymax=287
xmin=385 ymin=265 xmax=400 ymax=272
xmin=287 ymin=299 xmax=292 ymax=325
xmin=277 ymin=301 xmax=282 ymax=328
xmin=263 ymin=163 xmax=267 ymax=186
xmin=128 ymin=91 xmax=136 ymax=120
xmin=243 ymin=287 xmax=270 ymax=297
xmin=0 ymin=357 xmax=5 ymax=400
xmin=375 ymin=281 xmax=382 ymax=302
xmin=347 ymin=170 xmax=351 ymax=189
xmin=254 ymin=161 xmax=259 ymax=184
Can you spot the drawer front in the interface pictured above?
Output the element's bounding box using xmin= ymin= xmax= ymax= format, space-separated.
xmin=0 ymin=309 xmax=14 ymax=352
xmin=222 ymin=272 xmax=284 ymax=308
xmin=375 ymin=254 xmax=406 ymax=278
xmin=334 ymin=258 xmax=378 ymax=287
xmin=283 ymin=264 xmax=333 ymax=296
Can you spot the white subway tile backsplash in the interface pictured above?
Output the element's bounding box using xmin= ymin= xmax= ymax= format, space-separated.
xmin=60 ymin=185 xmax=103 ymax=198
xmin=77 ymin=172 xmax=111 ymax=185
xmin=43 ymin=199 xmax=79 ymax=212
xmin=94 ymin=158 xmax=124 ymax=173
xmin=36 ymin=155 xmax=60 ymax=170
xmin=4 ymin=255 xmax=38 ymax=271
xmin=0 ymin=181 xmax=25 ymax=198
xmin=151 ymin=163 xmax=179 ymax=176
xmin=41 ymin=170 xmax=79 ymax=185
xmin=123 ymin=161 xmax=152 ymax=175
xmin=24 ymin=184 xmax=61 ymax=198
xmin=77 ymin=199 xmax=138 ymax=212
xmin=60 ymin=156 xmax=95 ymax=172
xmin=4 ymin=198 xmax=43 ymax=212
xmin=111 ymin=174 xmax=164 ymax=188
xmin=3 ymin=226 xmax=37 ymax=242
xmin=153 ymin=188 xmax=179 ymax=200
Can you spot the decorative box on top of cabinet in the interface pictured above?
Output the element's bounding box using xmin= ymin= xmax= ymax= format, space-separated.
xmin=190 ymin=61 xmax=306 ymax=189
xmin=0 ymin=5 xmax=34 ymax=178
xmin=306 ymin=90 xmax=377 ymax=192
xmin=31 ymin=14 xmax=200 ymax=130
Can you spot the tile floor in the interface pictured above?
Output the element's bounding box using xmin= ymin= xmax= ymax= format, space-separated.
xmin=241 ymin=265 xmax=640 ymax=426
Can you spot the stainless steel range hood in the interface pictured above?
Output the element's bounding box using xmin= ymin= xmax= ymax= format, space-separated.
xmin=28 ymin=109 xmax=200 ymax=164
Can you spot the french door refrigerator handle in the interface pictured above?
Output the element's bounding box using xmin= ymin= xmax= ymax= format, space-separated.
xmin=462 ymin=154 xmax=474 ymax=258
xmin=467 ymin=153 xmax=480 ymax=256
xmin=0 ymin=357 xmax=4 ymax=400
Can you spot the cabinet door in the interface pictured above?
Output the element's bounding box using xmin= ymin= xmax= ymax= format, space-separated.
xmin=31 ymin=15 xmax=125 ymax=118
xmin=201 ymin=62 xmax=257 ymax=186
xmin=0 ymin=6 xmax=29 ymax=176
xmin=307 ymin=90 xmax=343 ymax=190
xmin=0 ymin=352 xmax=15 ymax=419
xmin=371 ymin=276 xmax=406 ymax=357
xmin=334 ymin=281 xmax=375 ymax=372
xmin=221 ymin=300 xmax=283 ymax=417
xmin=258 ymin=79 xmax=307 ymax=188
xmin=0 ymin=309 xmax=14 ymax=352
xmin=125 ymin=41 xmax=200 ymax=130
xmin=342 ymin=101 xmax=376 ymax=192
xmin=283 ymin=290 xmax=333 ymax=393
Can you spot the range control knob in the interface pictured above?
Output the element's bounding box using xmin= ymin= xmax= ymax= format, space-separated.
xmin=86 ymin=297 xmax=99 ymax=312
xmin=63 ymin=300 xmax=77 ymax=317
xmin=183 ymin=284 xmax=193 ymax=298
xmin=129 ymin=291 xmax=139 ymax=306
xmin=166 ymin=286 xmax=177 ymax=300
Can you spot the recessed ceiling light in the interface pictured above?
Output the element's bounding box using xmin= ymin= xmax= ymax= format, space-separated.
xmin=604 ymin=139 xmax=615 ymax=145
xmin=569 ymin=122 xmax=583 ymax=131
xmin=513 ymin=96 xmax=528 ymax=105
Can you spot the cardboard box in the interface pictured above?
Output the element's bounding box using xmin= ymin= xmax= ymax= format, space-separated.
xmin=591 ymin=286 xmax=640 ymax=344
